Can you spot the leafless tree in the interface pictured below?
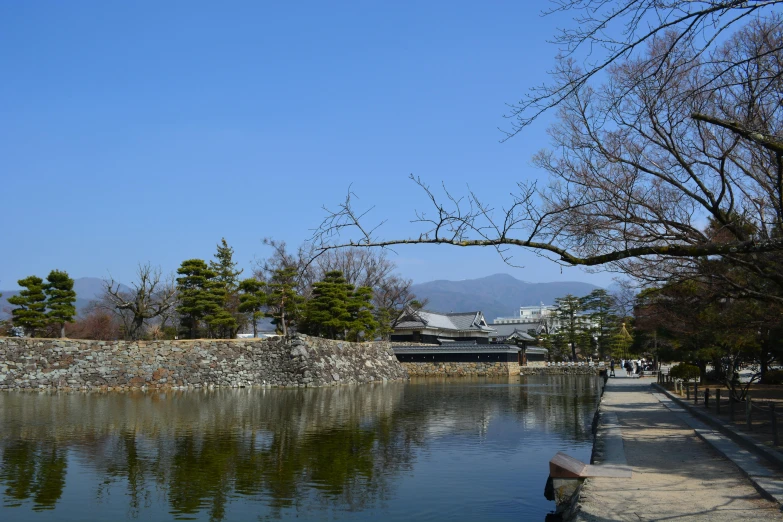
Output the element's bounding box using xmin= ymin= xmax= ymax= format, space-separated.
xmin=254 ymin=238 xmax=318 ymax=298
xmin=313 ymin=16 xmax=783 ymax=303
xmin=505 ymin=0 xmax=783 ymax=136
xmin=65 ymin=307 xmax=120 ymax=341
xmin=256 ymin=240 xmax=422 ymax=336
xmin=100 ymin=263 xmax=178 ymax=340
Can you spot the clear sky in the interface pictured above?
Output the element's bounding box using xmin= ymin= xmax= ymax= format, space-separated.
xmin=0 ymin=1 xmax=617 ymax=289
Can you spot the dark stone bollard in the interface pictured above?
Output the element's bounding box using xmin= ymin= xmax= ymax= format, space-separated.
xmin=694 ymin=383 xmax=699 ymax=404
xmin=729 ymin=395 xmax=735 ymax=422
xmin=705 ymin=388 xmax=710 ymax=408
xmin=746 ymin=396 xmax=752 ymax=431
xmin=772 ymin=403 xmax=779 ymax=446
xmin=686 ymin=384 xmax=690 ymax=400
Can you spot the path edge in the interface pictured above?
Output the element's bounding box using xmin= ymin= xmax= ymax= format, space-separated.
xmin=652 ymin=383 xmax=783 ymax=471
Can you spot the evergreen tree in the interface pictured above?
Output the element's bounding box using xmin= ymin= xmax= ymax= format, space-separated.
xmin=8 ymin=276 xmax=48 ymax=337
xmin=209 ymin=238 xmax=243 ymax=288
xmin=238 ymin=278 xmax=267 ymax=338
xmin=346 ymin=285 xmax=378 ymax=341
xmin=176 ymin=259 xmax=219 ymax=339
xmin=580 ymin=289 xmax=617 ymax=359
xmin=302 ymin=270 xmax=352 ymax=339
xmin=208 ymin=238 xmax=242 ymax=338
xmin=44 ymin=270 xmax=76 ymax=338
xmin=266 ymin=267 xmax=304 ymax=336
xmin=204 ymin=279 xmax=236 ymax=338
xmin=302 ymin=271 xmax=379 ymax=341
xmin=609 ymin=322 xmax=634 ymax=360
xmin=554 ymin=294 xmax=583 ymax=361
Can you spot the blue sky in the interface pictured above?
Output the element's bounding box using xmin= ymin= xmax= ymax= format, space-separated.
xmin=0 ymin=1 xmax=617 ymax=289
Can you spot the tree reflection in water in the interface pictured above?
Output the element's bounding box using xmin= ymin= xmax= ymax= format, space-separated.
xmin=0 ymin=376 xmax=600 ymax=521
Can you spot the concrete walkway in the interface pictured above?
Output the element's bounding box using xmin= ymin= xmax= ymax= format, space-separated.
xmin=573 ymin=377 xmax=783 ymax=521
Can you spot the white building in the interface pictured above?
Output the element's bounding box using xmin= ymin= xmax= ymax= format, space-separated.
xmin=493 ymin=304 xmax=557 ymax=325
xmin=492 ymin=303 xmax=595 ymax=334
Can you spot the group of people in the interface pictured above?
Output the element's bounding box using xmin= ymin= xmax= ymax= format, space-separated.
xmin=609 ymin=358 xmax=651 ymax=378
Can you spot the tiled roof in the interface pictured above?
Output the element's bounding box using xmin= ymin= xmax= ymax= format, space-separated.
xmin=394 ymin=309 xmax=495 ymax=332
xmin=490 ymin=323 xmax=538 ymax=339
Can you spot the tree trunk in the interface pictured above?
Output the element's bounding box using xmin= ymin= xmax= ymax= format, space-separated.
xmin=252 ymin=317 xmax=258 ymax=338
xmin=131 ymin=316 xmax=144 ymax=340
xmin=60 ymin=323 xmax=65 ymax=339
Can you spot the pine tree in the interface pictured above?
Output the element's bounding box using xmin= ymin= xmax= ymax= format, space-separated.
xmin=44 ymin=270 xmax=76 ymax=338
xmin=346 ymin=285 xmax=378 ymax=341
xmin=8 ymin=276 xmax=48 ymax=337
xmin=176 ymin=259 xmax=219 ymax=339
xmin=208 ymin=238 xmax=242 ymax=338
xmin=302 ymin=270 xmax=352 ymax=339
xmin=302 ymin=271 xmax=379 ymax=341
xmin=209 ymin=238 xmax=243 ymax=289
xmin=554 ymin=294 xmax=583 ymax=361
xmin=204 ymin=278 xmax=236 ymax=338
xmin=609 ymin=322 xmax=634 ymax=360
xmin=266 ymin=267 xmax=304 ymax=336
xmin=238 ymin=278 xmax=267 ymax=338
xmin=580 ymin=289 xmax=617 ymax=359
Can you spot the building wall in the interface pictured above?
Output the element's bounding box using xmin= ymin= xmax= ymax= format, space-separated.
xmin=390 ymin=333 xmax=489 ymax=344
xmin=395 ymin=352 xmax=518 ymax=363
xmin=0 ymin=335 xmax=408 ymax=390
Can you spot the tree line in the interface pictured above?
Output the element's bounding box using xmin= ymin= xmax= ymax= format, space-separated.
xmin=2 ymin=270 xmax=76 ymax=338
xmin=536 ymin=288 xmax=634 ymax=362
xmin=2 ymin=239 xmax=419 ymax=342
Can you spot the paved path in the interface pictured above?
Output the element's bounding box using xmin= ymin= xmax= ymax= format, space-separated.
xmin=574 ymin=377 xmax=783 ymax=521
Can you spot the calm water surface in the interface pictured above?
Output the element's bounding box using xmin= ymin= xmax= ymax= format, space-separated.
xmin=0 ymin=376 xmax=600 ymax=521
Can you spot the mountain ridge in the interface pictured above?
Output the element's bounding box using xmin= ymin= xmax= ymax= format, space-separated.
xmin=410 ymin=273 xmax=602 ymax=322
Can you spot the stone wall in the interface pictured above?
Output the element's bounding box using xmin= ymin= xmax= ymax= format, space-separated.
xmin=519 ymin=366 xmax=603 ymax=376
xmin=0 ymin=335 xmax=408 ymax=390
xmin=401 ymin=360 xmax=521 ymax=377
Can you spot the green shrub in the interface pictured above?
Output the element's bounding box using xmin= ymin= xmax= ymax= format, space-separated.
xmin=763 ymin=370 xmax=783 ymax=385
xmin=670 ymin=363 xmax=701 ymax=381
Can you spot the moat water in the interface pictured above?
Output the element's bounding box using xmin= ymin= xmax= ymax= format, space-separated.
xmin=0 ymin=375 xmax=600 ymax=521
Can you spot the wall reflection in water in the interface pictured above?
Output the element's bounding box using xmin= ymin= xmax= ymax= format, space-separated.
xmin=0 ymin=376 xmax=600 ymax=521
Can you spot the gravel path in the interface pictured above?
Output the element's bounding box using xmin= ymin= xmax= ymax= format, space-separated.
xmin=573 ymin=377 xmax=783 ymax=521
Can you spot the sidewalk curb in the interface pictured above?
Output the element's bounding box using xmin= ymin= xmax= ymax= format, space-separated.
xmin=690 ymin=428 xmax=783 ymax=505
xmin=652 ymin=383 xmax=783 ymax=471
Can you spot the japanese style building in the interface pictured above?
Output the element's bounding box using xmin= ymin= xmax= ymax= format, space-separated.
xmin=391 ymin=308 xmax=527 ymax=375
xmin=393 ymin=341 xmax=523 ymax=376
xmin=391 ymin=308 xmax=494 ymax=344
xmin=488 ymin=323 xmax=549 ymax=367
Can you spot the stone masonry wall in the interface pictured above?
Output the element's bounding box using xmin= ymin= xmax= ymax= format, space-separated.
xmin=401 ymin=360 xmax=521 ymax=377
xmin=519 ymin=366 xmax=602 ymax=376
xmin=0 ymin=335 xmax=408 ymax=391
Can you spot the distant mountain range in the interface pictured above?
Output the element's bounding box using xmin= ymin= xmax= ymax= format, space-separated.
xmin=410 ymin=273 xmax=602 ymax=322
xmin=2 ymin=274 xmax=603 ymax=325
